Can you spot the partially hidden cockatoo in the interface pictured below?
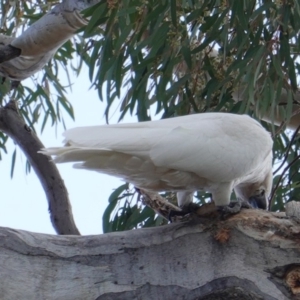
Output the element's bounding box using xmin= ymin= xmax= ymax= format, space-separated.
xmin=42 ymin=113 xmax=273 ymax=213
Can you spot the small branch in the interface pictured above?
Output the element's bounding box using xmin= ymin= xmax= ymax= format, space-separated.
xmin=139 ymin=190 xmax=181 ymax=220
xmin=0 ymin=100 xmax=80 ymax=235
xmin=269 ymin=154 xmax=300 ymax=210
xmin=0 ymin=45 xmax=21 ymax=64
xmin=273 ymin=124 xmax=300 ymax=175
xmin=140 ymin=190 xmax=218 ymax=221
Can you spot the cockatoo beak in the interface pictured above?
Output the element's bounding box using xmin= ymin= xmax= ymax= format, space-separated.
xmin=248 ymin=191 xmax=267 ymax=210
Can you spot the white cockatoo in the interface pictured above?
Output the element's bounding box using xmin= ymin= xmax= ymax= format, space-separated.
xmin=42 ymin=113 xmax=273 ymax=213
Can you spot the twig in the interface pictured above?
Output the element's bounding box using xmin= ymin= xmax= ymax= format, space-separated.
xmin=139 ymin=189 xmax=218 ymax=221
xmin=139 ymin=189 xmax=181 ymax=220
xmin=269 ymin=154 xmax=300 ymax=210
xmin=273 ymin=124 xmax=300 ymax=175
xmin=0 ymin=100 xmax=80 ymax=235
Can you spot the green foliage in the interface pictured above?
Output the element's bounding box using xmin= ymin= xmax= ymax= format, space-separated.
xmin=102 ymin=183 xmax=166 ymax=233
xmin=82 ymin=0 xmax=299 ymax=122
xmin=81 ymin=0 xmax=300 ymax=228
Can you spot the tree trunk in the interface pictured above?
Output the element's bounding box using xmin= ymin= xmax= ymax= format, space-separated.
xmin=0 ymin=101 xmax=80 ymax=235
xmin=1 ymin=209 xmax=299 ymax=300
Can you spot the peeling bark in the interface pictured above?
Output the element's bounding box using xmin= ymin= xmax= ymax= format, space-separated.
xmin=286 ymin=201 xmax=300 ymax=222
xmin=0 ymin=44 xmax=21 ymax=64
xmin=0 ymin=0 xmax=101 ymax=80
xmin=0 ymin=100 xmax=80 ymax=235
xmin=0 ymin=209 xmax=299 ymax=299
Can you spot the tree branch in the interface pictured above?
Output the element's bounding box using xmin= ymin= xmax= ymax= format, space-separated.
xmin=0 ymin=0 xmax=102 ymax=80
xmin=0 ymin=209 xmax=298 ymax=299
xmin=0 ymin=44 xmax=21 ymax=64
xmin=140 ymin=189 xmax=218 ymax=221
xmin=139 ymin=189 xmax=181 ymax=220
xmin=0 ymin=100 xmax=80 ymax=235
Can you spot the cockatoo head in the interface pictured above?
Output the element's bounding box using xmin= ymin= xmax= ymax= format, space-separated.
xmin=233 ymin=168 xmax=273 ymax=210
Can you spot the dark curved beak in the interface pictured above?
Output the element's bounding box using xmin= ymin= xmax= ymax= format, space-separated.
xmin=248 ymin=193 xmax=267 ymax=210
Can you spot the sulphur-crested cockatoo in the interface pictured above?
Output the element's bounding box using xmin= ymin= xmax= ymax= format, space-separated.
xmin=42 ymin=113 xmax=273 ymax=213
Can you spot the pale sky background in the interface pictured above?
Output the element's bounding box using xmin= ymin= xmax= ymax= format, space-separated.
xmin=0 ymin=66 xmax=139 ymax=235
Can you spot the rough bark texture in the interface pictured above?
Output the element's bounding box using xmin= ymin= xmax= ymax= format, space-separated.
xmin=1 ymin=209 xmax=300 ymax=299
xmin=0 ymin=0 xmax=101 ymax=80
xmin=0 ymin=101 xmax=80 ymax=235
xmin=0 ymin=44 xmax=21 ymax=63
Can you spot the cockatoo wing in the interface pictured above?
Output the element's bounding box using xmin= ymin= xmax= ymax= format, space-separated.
xmin=55 ymin=113 xmax=271 ymax=182
xmin=43 ymin=113 xmax=273 ymax=208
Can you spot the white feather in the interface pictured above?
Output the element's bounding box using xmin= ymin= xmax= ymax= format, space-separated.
xmin=42 ymin=113 xmax=273 ymax=208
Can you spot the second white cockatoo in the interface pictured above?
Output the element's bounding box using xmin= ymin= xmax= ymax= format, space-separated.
xmin=42 ymin=113 xmax=273 ymax=213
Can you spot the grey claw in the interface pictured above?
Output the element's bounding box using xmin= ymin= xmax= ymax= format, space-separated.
xmin=218 ymin=201 xmax=242 ymax=219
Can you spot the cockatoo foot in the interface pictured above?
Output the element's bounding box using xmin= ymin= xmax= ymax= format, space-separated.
xmin=218 ymin=198 xmax=254 ymax=218
xmin=218 ymin=202 xmax=242 ymax=216
xmin=168 ymin=202 xmax=201 ymax=222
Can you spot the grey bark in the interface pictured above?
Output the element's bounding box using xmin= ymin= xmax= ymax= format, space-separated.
xmin=0 ymin=0 xmax=101 ymax=80
xmin=286 ymin=200 xmax=300 ymax=221
xmin=0 ymin=100 xmax=80 ymax=235
xmin=0 ymin=209 xmax=299 ymax=300
xmin=0 ymin=44 xmax=21 ymax=64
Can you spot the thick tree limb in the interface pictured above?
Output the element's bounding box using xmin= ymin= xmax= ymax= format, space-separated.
xmin=0 ymin=209 xmax=299 ymax=299
xmin=0 ymin=44 xmax=21 ymax=64
xmin=0 ymin=100 xmax=80 ymax=235
xmin=0 ymin=0 xmax=102 ymax=80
